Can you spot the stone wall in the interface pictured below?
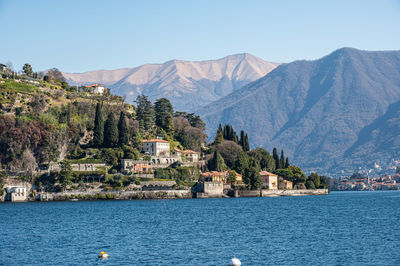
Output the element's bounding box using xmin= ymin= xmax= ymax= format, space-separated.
xmin=71 ymin=163 xmax=106 ymax=172
xmin=239 ymin=190 xmax=262 ymax=197
xmin=37 ymin=189 xmax=192 ymax=201
xmin=238 ymin=189 xmax=328 ymax=198
xmin=141 ymin=181 xmax=176 ymax=191
xmin=196 ymin=182 xmax=224 ymax=197
xmin=261 ymin=189 xmax=328 ymax=197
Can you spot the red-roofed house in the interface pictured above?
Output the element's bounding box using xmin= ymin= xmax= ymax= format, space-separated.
xmin=200 ymin=171 xmax=227 ymax=183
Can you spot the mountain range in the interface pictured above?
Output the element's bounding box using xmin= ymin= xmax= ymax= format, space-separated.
xmin=199 ymin=48 xmax=400 ymax=175
xmin=63 ymin=48 xmax=400 ymax=175
xmin=63 ymin=54 xmax=278 ymax=111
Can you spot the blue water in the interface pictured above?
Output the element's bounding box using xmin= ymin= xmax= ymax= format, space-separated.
xmin=1 ymin=191 xmax=399 ymax=265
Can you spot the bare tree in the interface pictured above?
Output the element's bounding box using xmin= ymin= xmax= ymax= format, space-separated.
xmin=29 ymin=95 xmax=47 ymax=113
xmin=46 ymin=68 xmax=66 ymax=82
xmin=216 ymin=140 xmax=243 ymax=168
xmin=5 ymin=61 xmax=14 ymax=72
xmin=21 ymin=149 xmax=37 ymax=177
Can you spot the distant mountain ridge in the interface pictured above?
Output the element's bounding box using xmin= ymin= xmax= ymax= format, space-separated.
xmin=63 ymin=53 xmax=279 ymax=111
xmin=199 ymin=48 xmax=400 ymax=175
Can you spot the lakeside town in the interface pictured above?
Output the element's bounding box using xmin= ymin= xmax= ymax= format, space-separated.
xmin=331 ymin=171 xmax=400 ymax=191
xmin=0 ymin=63 xmax=328 ymax=202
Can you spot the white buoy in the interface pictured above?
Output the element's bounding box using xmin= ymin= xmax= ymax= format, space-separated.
xmin=229 ymin=257 xmax=241 ymax=266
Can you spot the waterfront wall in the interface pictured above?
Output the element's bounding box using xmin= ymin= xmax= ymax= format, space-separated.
xmin=38 ymin=189 xmax=192 ymax=201
xmin=262 ymin=189 xmax=329 ymax=196
xmin=240 ymin=189 xmax=328 ymax=198
xmin=194 ymin=182 xmax=224 ymax=198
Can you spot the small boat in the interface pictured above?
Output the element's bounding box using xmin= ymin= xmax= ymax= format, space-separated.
xmin=98 ymin=251 xmax=109 ymax=259
xmin=229 ymin=257 xmax=241 ymax=266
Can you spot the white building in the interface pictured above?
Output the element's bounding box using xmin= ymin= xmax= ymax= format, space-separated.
xmin=5 ymin=186 xmax=27 ymax=202
xmin=142 ymin=139 xmax=170 ymax=156
xmin=83 ymin=84 xmax=105 ymax=94
xmin=182 ymin=150 xmax=200 ymax=162
xmin=260 ymin=171 xmax=278 ymax=190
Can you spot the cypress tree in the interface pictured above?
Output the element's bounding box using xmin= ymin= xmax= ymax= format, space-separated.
xmin=223 ymin=125 xmax=228 ymax=140
xmin=234 ymin=133 xmax=238 ymax=144
xmin=273 ymin=148 xmax=279 ymax=169
xmin=104 ymin=112 xmax=118 ymax=147
xmin=93 ymin=102 xmax=104 ymax=147
xmin=118 ymin=111 xmax=129 ymax=146
xmin=222 ymin=124 xmax=239 ymax=143
xmin=244 ymin=134 xmax=250 ymax=152
xmin=209 ymin=151 xmax=227 ymax=172
xmin=239 ymin=130 xmax=245 ymax=148
xmin=214 ymin=124 xmax=224 ymax=145
xmin=285 ymin=157 xmax=290 ymax=168
xmin=280 ymin=150 xmax=285 ymax=169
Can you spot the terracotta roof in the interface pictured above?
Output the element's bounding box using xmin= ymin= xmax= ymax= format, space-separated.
xmin=182 ymin=150 xmax=199 ymax=154
xmin=259 ymin=171 xmax=278 ymax=177
xmin=85 ymin=83 xmax=104 ymax=88
xmin=142 ymin=139 xmax=169 ymax=143
xmin=201 ymin=171 xmax=227 ymax=177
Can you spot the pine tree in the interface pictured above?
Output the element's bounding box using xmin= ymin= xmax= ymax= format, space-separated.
xmin=136 ymin=95 xmax=155 ymax=132
xmin=280 ymin=150 xmax=285 ymax=169
xmin=154 ymin=98 xmax=174 ymax=136
xmin=244 ymin=166 xmax=261 ymax=189
xmin=214 ymin=124 xmax=224 ymax=145
xmin=22 ymin=63 xmax=33 ymax=77
xmin=118 ymin=111 xmax=129 ymax=146
xmin=235 ymin=151 xmax=250 ymax=175
xmin=104 ymin=112 xmax=118 ymax=147
xmin=273 ymin=148 xmax=279 ymax=169
xmin=93 ymin=102 xmax=104 ymax=147
xmin=285 ymin=157 xmax=290 ymax=168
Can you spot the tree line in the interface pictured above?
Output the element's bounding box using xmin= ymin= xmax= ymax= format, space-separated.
xmin=207 ymin=123 xmax=328 ymax=189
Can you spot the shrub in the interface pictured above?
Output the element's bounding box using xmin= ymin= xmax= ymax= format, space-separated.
xmin=106 ymin=193 xmax=115 ymax=199
xmin=96 ymin=194 xmax=106 ymax=199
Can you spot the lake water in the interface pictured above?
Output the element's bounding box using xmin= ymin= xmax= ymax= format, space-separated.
xmin=1 ymin=191 xmax=399 ymax=265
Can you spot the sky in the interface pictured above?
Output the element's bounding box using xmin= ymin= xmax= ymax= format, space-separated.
xmin=0 ymin=0 xmax=399 ymax=73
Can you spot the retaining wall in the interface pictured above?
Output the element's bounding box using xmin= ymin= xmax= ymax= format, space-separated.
xmin=239 ymin=189 xmax=328 ymax=198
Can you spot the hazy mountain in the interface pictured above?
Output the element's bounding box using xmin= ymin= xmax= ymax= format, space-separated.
xmin=199 ymin=48 xmax=400 ymax=175
xmin=63 ymin=54 xmax=278 ymax=111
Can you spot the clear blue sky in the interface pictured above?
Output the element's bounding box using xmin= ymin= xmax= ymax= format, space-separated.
xmin=0 ymin=0 xmax=399 ymax=73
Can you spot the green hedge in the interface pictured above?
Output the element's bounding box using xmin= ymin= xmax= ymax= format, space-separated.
xmin=68 ymin=158 xmax=105 ymax=164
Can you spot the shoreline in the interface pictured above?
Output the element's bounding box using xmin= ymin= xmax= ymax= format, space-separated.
xmin=1 ymin=188 xmax=329 ymax=202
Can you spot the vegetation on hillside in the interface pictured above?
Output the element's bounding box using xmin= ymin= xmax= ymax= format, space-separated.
xmin=0 ymin=62 xmax=328 ymax=192
xmin=0 ymin=63 xmax=207 ymax=191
